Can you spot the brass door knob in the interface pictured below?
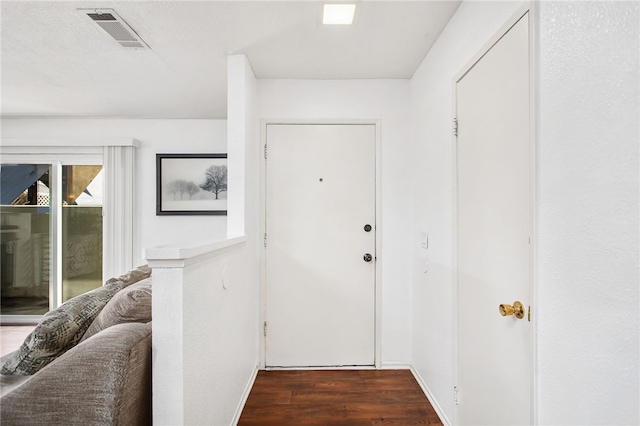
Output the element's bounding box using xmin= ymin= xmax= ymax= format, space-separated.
xmin=499 ymin=301 xmax=525 ymax=319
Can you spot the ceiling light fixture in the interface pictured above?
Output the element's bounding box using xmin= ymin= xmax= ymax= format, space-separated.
xmin=322 ymin=3 xmax=357 ymax=25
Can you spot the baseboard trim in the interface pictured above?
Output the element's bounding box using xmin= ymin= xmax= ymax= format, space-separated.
xmin=231 ymin=364 xmax=259 ymax=426
xmin=409 ymin=364 xmax=451 ymax=426
xmin=380 ymin=361 xmax=411 ymax=369
xmin=265 ymin=365 xmax=376 ymax=371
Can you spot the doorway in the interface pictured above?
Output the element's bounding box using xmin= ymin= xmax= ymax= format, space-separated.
xmin=264 ymin=124 xmax=377 ymax=368
xmin=454 ymin=9 xmax=533 ymax=425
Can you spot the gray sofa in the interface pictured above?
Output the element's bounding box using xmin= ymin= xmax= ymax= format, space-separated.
xmin=0 ymin=266 xmax=152 ymax=426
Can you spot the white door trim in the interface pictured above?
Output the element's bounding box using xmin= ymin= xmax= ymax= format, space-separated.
xmin=451 ymin=3 xmax=537 ymax=424
xmin=260 ymin=119 xmax=382 ymax=369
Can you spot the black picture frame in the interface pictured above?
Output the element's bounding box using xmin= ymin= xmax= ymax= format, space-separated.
xmin=156 ymin=153 xmax=228 ymax=216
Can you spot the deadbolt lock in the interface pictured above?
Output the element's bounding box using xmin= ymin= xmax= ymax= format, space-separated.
xmin=363 ymin=253 xmax=373 ymax=262
xmin=499 ymin=301 xmax=525 ymax=319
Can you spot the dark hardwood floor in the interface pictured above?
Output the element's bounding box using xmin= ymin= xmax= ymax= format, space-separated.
xmin=238 ymin=369 xmax=443 ymax=425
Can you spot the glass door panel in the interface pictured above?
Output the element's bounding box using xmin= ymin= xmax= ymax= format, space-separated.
xmin=1 ymin=161 xmax=104 ymax=321
xmin=61 ymin=166 xmax=103 ymax=302
xmin=0 ymin=164 xmax=52 ymax=316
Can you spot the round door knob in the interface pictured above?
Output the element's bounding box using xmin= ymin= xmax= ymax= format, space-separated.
xmin=363 ymin=253 xmax=373 ymax=262
xmin=499 ymin=301 xmax=525 ymax=319
xmin=364 ymin=224 xmax=372 ymax=232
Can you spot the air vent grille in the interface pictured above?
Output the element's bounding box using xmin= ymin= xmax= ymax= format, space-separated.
xmin=95 ymin=21 xmax=138 ymax=42
xmin=80 ymin=8 xmax=149 ymax=50
xmin=87 ymin=13 xmax=116 ymax=21
xmin=120 ymin=41 xmax=146 ymax=49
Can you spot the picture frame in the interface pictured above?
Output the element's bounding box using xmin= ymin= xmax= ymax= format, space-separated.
xmin=156 ymin=153 xmax=228 ymax=216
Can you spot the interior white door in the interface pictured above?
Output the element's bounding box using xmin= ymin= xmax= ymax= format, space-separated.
xmin=265 ymin=124 xmax=376 ymax=367
xmin=456 ymin=13 xmax=531 ymax=425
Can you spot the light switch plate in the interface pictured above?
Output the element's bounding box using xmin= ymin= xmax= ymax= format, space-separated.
xmin=420 ymin=230 xmax=429 ymax=249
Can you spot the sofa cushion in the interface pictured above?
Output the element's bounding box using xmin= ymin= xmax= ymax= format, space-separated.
xmin=81 ymin=277 xmax=152 ymax=341
xmin=0 ymin=374 xmax=30 ymax=398
xmin=0 ymin=265 xmax=151 ymax=376
xmin=0 ymin=322 xmax=152 ymax=426
xmin=0 ymin=282 xmax=124 ymax=376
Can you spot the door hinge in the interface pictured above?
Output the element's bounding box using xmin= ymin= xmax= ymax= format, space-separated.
xmin=263 ymin=321 xmax=267 ymax=337
xmin=264 ymin=233 xmax=267 ymax=248
xmin=453 ymin=117 xmax=459 ymax=137
xmin=264 ymin=144 xmax=267 ymax=159
xmin=454 ymin=386 xmax=459 ymax=405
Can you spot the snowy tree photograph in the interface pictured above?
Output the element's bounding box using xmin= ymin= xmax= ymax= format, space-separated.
xmin=156 ymin=154 xmax=227 ymax=215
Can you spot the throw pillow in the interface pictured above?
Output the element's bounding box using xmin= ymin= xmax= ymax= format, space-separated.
xmin=0 ymin=281 xmax=124 ymax=376
xmin=105 ymin=264 xmax=151 ymax=288
xmin=81 ymin=277 xmax=152 ymax=341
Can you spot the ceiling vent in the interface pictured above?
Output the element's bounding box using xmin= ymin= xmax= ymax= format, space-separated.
xmin=80 ymin=8 xmax=149 ymax=50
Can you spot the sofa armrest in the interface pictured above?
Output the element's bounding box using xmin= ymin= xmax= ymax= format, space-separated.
xmin=1 ymin=322 xmax=151 ymax=426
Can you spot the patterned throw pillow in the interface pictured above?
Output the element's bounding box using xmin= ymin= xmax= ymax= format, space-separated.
xmin=105 ymin=264 xmax=151 ymax=288
xmin=0 ymin=282 xmax=124 ymax=375
xmin=0 ymin=264 xmax=151 ymax=376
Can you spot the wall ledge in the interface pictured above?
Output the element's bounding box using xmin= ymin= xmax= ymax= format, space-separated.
xmin=144 ymin=236 xmax=247 ymax=268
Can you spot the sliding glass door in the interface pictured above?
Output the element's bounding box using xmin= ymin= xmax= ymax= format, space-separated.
xmin=1 ymin=159 xmax=103 ymax=322
xmin=1 ymin=164 xmax=52 ymax=316
xmin=61 ymin=165 xmax=103 ymax=302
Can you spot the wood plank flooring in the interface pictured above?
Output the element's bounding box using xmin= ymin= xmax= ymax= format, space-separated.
xmin=238 ymin=370 xmax=442 ymax=425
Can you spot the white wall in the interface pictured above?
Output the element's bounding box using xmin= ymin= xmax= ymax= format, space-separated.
xmin=0 ymin=118 xmax=227 ymax=269
xmin=536 ymin=2 xmax=639 ymax=424
xmin=135 ymin=56 xmax=261 ymax=425
xmin=410 ymin=1 xmax=639 ymax=425
xmin=409 ymin=2 xmax=524 ymax=422
xmin=142 ymin=56 xmax=261 ymax=425
xmin=258 ymin=79 xmax=412 ymax=364
xmin=145 ymin=237 xmax=257 ymax=425
xmin=202 ymin=54 xmax=260 ymax=425
xmin=228 ymin=55 xmax=259 ymax=238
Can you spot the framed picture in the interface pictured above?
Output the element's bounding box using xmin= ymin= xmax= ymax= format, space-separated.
xmin=156 ymin=153 xmax=228 ymax=215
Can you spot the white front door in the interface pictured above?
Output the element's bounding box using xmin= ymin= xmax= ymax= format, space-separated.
xmin=265 ymin=124 xmax=376 ymax=367
xmin=456 ymin=12 xmax=532 ymax=424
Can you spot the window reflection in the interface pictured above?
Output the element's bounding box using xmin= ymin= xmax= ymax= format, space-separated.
xmin=0 ymin=164 xmax=104 ymax=315
xmin=1 ymin=165 xmax=51 ymax=315
xmin=61 ymin=166 xmax=103 ymax=302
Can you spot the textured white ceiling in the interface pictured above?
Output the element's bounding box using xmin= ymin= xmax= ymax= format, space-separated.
xmin=1 ymin=1 xmax=461 ymax=119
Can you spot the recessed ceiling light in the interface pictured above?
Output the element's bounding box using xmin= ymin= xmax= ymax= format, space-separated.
xmin=322 ymin=3 xmax=357 ymax=25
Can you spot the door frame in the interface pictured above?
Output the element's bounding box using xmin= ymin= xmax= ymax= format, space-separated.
xmin=260 ymin=119 xmax=382 ymax=369
xmin=451 ymin=2 xmax=538 ymax=424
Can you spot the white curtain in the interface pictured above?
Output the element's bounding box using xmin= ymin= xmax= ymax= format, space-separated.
xmin=103 ymin=145 xmax=135 ymax=279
